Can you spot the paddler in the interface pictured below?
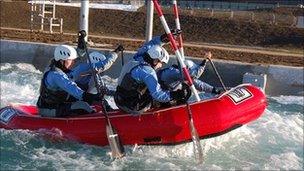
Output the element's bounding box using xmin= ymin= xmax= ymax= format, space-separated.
xmin=37 ymin=43 xmax=122 ymax=117
xmin=73 ymin=30 xmax=124 ymax=95
xmin=114 ymin=31 xmax=191 ymax=115
xmin=157 ymin=51 xmax=222 ymax=97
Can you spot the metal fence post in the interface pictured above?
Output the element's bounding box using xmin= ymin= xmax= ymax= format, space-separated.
xmin=292 ymin=15 xmax=297 ymax=27
xmin=230 ymin=11 xmax=234 ymax=19
xmin=50 ymin=18 xmax=53 ymax=33
xmin=145 ymin=0 xmax=154 ymax=42
xmin=272 ymin=13 xmax=276 ymax=25
xmin=60 ymin=18 xmax=63 ymax=33
xmin=41 ymin=3 xmax=45 ymax=31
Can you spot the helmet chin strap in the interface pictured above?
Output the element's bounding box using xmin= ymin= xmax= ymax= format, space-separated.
xmin=152 ymin=61 xmax=159 ymax=69
xmin=56 ymin=60 xmax=71 ymax=73
xmin=143 ymin=52 xmax=157 ymax=68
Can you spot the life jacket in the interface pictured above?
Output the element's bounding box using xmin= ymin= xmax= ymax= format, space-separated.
xmin=114 ymin=60 xmax=152 ymax=114
xmin=37 ymin=64 xmax=76 ymax=109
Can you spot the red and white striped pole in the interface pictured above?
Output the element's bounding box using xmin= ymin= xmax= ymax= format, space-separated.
xmin=171 ymin=1 xmax=204 ymax=163
xmin=152 ymin=0 xmax=200 ymax=101
xmin=172 ymin=0 xmax=184 ymax=60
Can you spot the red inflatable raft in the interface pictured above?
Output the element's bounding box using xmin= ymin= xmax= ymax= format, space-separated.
xmin=0 ymin=84 xmax=267 ymax=146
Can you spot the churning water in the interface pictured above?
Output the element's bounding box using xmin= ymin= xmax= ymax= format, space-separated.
xmin=0 ymin=63 xmax=303 ymax=170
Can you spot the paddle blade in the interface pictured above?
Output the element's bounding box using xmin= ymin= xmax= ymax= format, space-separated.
xmin=106 ymin=124 xmax=125 ymax=159
xmin=189 ymin=118 xmax=204 ymax=163
xmin=186 ymin=103 xmax=204 ymax=163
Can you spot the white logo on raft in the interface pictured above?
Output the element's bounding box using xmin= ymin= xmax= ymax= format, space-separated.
xmin=227 ymin=87 xmax=253 ymax=104
xmin=0 ymin=108 xmax=16 ymax=124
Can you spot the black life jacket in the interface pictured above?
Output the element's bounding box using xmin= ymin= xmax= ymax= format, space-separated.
xmin=37 ymin=65 xmax=76 ymax=109
xmin=114 ymin=60 xmax=152 ymax=114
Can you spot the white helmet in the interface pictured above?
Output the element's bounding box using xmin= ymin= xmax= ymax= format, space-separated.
xmin=184 ymin=60 xmax=196 ymax=69
xmin=147 ymin=45 xmax=169 ymax=64
xmin=54 ymin=45 xmax=77 ymax=61
xmin=88 ymin=51 xmax=106 ymax=64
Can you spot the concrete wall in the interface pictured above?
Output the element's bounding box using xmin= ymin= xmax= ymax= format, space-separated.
xmin=1 ymin=39 xmax=303 ymax=96
xmin=297 ymin=16 xmax=304 ymax=28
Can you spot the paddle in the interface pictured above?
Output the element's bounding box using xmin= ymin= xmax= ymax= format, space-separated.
xmin=80 ymin=31 xmax=125 ymax=158
xmin=186 ymin=103 xmax=203 ymax=163
xmin=121 ymin=48 xmax=124 ymax=66
xmin=207 ymin=58 xmax=227 ymax=91
xmin=171 ymin=0 xmax=204 ymax=163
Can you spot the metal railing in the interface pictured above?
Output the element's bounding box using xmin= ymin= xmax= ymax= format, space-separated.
xmin=30 ymin=0 xmax=63 ymax=33
xmin=158 ymin=0 xmax=303 ymax=10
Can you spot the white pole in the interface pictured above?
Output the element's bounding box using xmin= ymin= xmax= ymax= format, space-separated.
xmin=145 ymin=0 xmax=154 ymax=42
xmin=80 ymin=0 xmax=89 ymax=41
xmin=41 ymin=2 xmax=45 ymax=31
xmin=30 ymin=1 xmax=34 ymax=32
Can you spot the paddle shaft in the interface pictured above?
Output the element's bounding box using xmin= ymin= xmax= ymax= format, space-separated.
xmin=207 ymin=58 xmax=227 ymax=91
xmin=172 ymin=0 xmax=203 ymax=163
xmin=121 ymin=49 xmax=124 ymax=66
xmin=83 ymin=40 xmax=111 ymax=127
xmin=82 ymin=36 xmax=124 ymax=158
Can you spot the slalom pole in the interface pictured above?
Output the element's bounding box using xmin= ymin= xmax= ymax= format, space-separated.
xmin=172 ymin=0 xmax=184 ymax=60
xmin=172 ymin=0 xmax=184 ymax=78
xmin=152 ymin=0 xmax=200 ymax=101
xmin=172 ymin=0 xmax=203 ymax=163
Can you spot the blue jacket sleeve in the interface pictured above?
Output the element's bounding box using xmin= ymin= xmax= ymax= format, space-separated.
xmin=69 ymin=52 xmax=118 ymax=80
xmin=46 ymin=71 xmax=84 ymax=100
xmin=132 ymin=65 xmax=171 ymax=102
xmin=188 ymin=62 xmax=206 ymax=79
xmin=160 ymin=63 xmax=205 ymax=84
xmin=94 ymin=52 xmax=118 ymax=73
xmin=68 ymin=63 xmax=90 ymax=81
xmin=159 ymin=65 xmax=210 ymax=92
xmin=193 ymin=79 xmax=213 ymax=92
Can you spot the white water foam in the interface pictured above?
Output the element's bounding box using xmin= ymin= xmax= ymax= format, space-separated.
xmin=264 ymin=152 xmax=303 ymax=170
xmin=271 ymin=95 xmax=304 ymax=106
xmin=0 ymin=63 xmax=303 ymax=170
xmin=0 ymin=63 xmax=41 ymax=107
xmin=257 ymin=109 xmax=303 ymax=144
